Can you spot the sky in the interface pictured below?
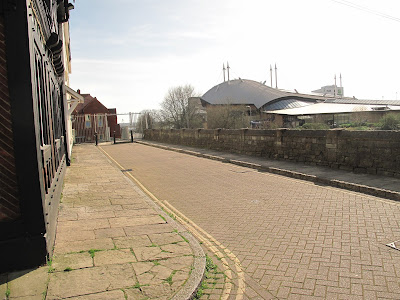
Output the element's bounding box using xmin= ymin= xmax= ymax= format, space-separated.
xmin=68 ymin=0 xmax=400 ymax=115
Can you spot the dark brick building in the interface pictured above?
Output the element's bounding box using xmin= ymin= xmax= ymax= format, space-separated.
xmin=72 ymin=92 xmax=121 ymax=143
xmin=0 ymin=0 xmax=73 ymax=271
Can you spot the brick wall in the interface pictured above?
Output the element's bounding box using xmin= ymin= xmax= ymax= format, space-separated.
xmin=144 ymin=128 xmax=400 ymax=178
xmin=0 ymin=16 xmax=20 ymax=221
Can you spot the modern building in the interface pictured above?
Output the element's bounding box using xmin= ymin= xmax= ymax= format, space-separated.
xmin=0 ymin=0 xmax=74 ymax=271
xmin=200 ymin=79 xmax=400 ymax=128
xmin=71 ymin=93 xmax=121 ymax=143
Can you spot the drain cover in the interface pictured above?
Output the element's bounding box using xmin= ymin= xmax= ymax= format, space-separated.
xmin=386 ymin=241 xmax=400 ymax=251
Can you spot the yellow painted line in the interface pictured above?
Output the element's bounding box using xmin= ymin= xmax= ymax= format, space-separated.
xmin=98 ymin=146 xmax=245 ymax=298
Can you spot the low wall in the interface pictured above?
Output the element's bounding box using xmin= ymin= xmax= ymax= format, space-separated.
xmin=144 ymin=129 xmax=400 ymax=178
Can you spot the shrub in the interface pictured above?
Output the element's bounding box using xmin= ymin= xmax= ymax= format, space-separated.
xmin=379 ymin=113 xmax=400 ymax=130
xmin=297 ymin=123 xmax=330 ymax=130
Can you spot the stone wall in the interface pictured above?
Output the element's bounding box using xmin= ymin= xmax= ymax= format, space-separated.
xmin=144 ymin=128 xmax=400 ymax=178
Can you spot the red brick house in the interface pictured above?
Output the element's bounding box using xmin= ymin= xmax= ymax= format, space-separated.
xmin=72 ymin=92 xmax=121 ymax=143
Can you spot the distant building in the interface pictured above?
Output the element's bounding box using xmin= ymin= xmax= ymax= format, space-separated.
xmin=72 ymin=93 xmax=121 ymax=143
xmin=200 ymin=79 xmax=400 ymax=128
xmin=312 ymin=85 xmax=344 ymax=97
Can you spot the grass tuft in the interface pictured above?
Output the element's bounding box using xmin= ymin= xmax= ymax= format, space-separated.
xmin=88 ymin=249 xmax=101 ymax=258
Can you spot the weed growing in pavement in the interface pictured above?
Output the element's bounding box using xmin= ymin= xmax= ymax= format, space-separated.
xmin=159 ymin=214 xmax=167 ymax=222
xmin=173 ymin=229 xmax=178 ymax=233
xmin=179 ymin=234 xmax=189 ymax=243
xmin=194 ymin=281 xmax=208 ymax=299
xmin=122 ymin=289 xmax=128 ymax=300
xmin=167 ymin=212 xmax=176 ymax=220
xmin=47 ymin=257 xmax=55 ymax=273
xmin=206 ymin=255 xmax=217 ymax=274
xmin=194 ymin=254 xmax=218 ymax=299
xmin=152 ymin=260 xmax=160 ymax=266
xmin=132 ymin=282 xmax=149 ymax=289
xmin=64 ymin=267 xmax=72 ymax=272
xmin=165 ymin=270 xmax=177 ymax=286
xmin=5 ymin=287 xmax=10 ymax=298
xmin=149 ymin=243 xmax=158 ymax=248
xmin=88 ymin=249 xmax=101 ymax=258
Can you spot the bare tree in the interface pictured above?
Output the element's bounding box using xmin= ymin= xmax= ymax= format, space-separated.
xmin=160 ymin=85 xmax=201 ymax=129
xmin=136 ymin=109 xmax=164 ymax=132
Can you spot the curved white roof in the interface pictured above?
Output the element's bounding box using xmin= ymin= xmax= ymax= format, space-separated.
xmin=265 ymin=103 xmax=400 ymax=115
xmin=202 ymin=79 xmax=287 ymax=109
xmin=201 ymin=79 xmax=324 ymax=109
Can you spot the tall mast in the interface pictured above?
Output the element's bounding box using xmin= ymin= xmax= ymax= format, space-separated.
xmin=227 ymin=61 xmax=230 ymax=81
xmin=270 ymin=65 xmax=273 ymax=87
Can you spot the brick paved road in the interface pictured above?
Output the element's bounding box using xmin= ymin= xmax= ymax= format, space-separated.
xmin=102 ymin=143 xmax=400 ymax=299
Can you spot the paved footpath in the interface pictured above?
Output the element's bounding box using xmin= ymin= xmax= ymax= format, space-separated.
xmin=0 ymin=144 xmax=204 ymax=300
xmin=101 ymin=141 xmax=400 ymax=300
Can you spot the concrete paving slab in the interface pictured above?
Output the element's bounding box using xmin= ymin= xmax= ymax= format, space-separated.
xmin=124 ymin=288 xmax=146 ymax=299
xmin=7 ymin=267 xmax=48 ymax=298
xmin=55 ymin=229 xmax=95 ymax=242
xmin=84 ymin=205 xmax=123 ymax=212
xmin=9 ymin=295 xmax=44 ymax=300
xmin=76 ymin=210 xmax=116 ymax=220
xmin=108 ymin=215 xmax=165 ymax=228
xmin=120 ymin=203 xmax=153 ymax=210
xmin=133 ymin=246 xmax=176 ymax=262
xmin=94 ymin=227 xmax=126 ymax=239
xmin=114 ymin=208 xmax=158 ymax=217
xmin=68 ymin=289 xmax=126 ymax=299
xmin=124 ymin=223 xmax=175 ymax=236
xmin=93 ymin=249 xmax=137 ymax=266
xmin=54 ymin=237 xmax=115 ymax=254
xmin=161 ymin=242 xmax=193 ymax=256
xmin=52 ymin=252 xmax=93 ymax=272
xmin=112 ymin=235 xmax=152 ymax=249
xmin=148 ymin=232 xmax=186 ymax=246
xmin=46 ymin=263 xmax=136 ymax=299
xmin=56 ymin=218 xmax=110 ymax=232
xmin=140 ymin=283 xmax=173 ymax=300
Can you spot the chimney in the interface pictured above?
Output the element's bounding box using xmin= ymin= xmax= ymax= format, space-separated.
xmin=77 ymin=89 xmax=80 ymax=94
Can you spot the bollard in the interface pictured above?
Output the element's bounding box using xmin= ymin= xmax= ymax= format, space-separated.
xmin=113 ymin=131 xmax=116 ymax=144
xmin=95 ymin=132 xmax=98 ymax=146
xmin=130 ymin=130 xmax=133 ymax=143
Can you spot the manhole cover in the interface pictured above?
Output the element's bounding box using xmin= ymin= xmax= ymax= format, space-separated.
xmin=386 ymin=241 xmax=400 ymax=251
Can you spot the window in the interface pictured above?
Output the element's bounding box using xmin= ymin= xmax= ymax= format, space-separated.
xmin=98 ymin=116 xmax=103 ymax=127
xmin=85 ymin=114 xmax=91 ymax=128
